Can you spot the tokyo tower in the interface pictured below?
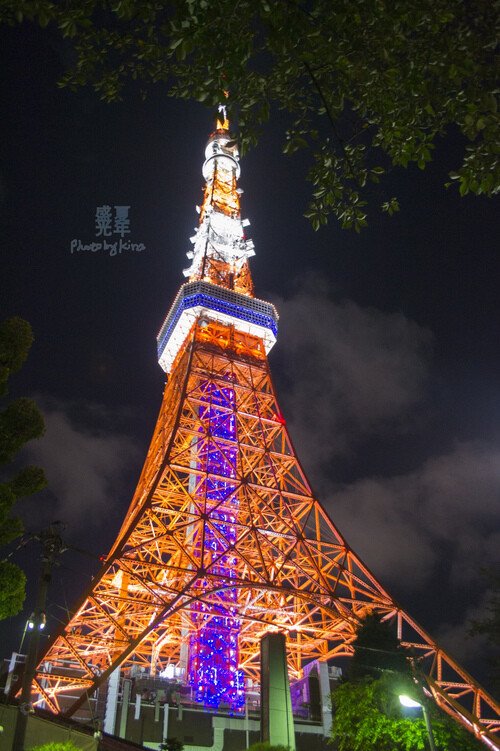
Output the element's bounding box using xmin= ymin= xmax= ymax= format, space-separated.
xmin=29 ymin=115 xmax=500 ymax=747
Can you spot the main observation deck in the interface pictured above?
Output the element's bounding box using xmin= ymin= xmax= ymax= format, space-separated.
xmin=157 ymin=280 xmax=279 ymax=373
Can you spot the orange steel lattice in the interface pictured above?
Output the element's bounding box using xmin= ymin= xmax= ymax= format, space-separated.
xmin=30 ymin=126 xmax=500 ymax=748
xmin=191 ymin=123 xmax=254 ymax=296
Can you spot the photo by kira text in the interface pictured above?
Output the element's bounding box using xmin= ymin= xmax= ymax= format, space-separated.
xmin=70 ymin=239 xmax=146 ymax=256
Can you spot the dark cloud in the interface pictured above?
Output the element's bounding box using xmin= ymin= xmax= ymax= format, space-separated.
xmin=272 ymin=276 xmax=433 ymax=472
xmin=266 ymin=277 xmax=500 ymax=673
xmin=321 ymin=439 xmax=500 ymax=670
xmin=327 ymin=441 xmax=500 ymax=590
xmin=326 ymin=474 xmax=437 ymax=591
xmin=21 ymin=398 xmax=142 ymax=532
xmin=436 ymin=598 xmax=490 ymax=667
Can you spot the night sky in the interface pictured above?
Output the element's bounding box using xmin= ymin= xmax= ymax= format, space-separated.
xmin=1 ymin=22 xmax=499 ymax=693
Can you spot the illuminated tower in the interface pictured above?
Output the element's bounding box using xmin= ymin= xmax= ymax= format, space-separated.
xmin=30 ymin=116 xmax=500 ymax=747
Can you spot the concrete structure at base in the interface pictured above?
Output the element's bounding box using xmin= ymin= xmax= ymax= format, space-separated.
xmin=95 ymin=657 xmax=341 ymax=751
xmin=0 ymin=705 xmax=98 ymax=751
xmin=260 ymin=633 xmax=295 ymax=750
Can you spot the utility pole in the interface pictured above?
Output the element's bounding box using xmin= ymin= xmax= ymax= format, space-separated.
xmin=400 ymin=652 xmax=438 ymax=751
xmin=421 ymin=701 xmax=437 ymax=751
xmin=12 ymin=523 xmax=65 ymax=751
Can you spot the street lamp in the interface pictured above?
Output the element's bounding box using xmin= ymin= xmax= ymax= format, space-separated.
xmin=12 ymin=525 xmax=64 ymax=751
xmin=27 ymin=612 xmax=46 ymax=632
xmin=399 ymin=694 xmax=437 ymax=751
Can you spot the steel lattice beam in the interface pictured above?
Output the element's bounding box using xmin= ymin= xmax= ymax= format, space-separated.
xmin=29 ymin=327 xmax=500 ymax=747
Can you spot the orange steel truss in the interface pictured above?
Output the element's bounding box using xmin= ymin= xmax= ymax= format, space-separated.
xmin=195 ymin=164 xmax=253 ymax=295
xmin=32 ymin=318 xmax=500 ymax=746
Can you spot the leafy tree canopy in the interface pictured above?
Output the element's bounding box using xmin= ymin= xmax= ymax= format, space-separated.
xmin=160 ymin=738 xmax=184 ymax=751
xmin=332 ymin=672 xmax=483 ymax=751
xmin=29 ymin=744 xmax=80 ymax=751
xmin=348 ymin=611 xmax=411 ymax=681
xmin=0 ymin=318 xmax=46 ymax=619
xmin=332 ymin=613 xmax=483 ymax=750
xmin=2 ymin=0 xmax=499 ymax=231
xmin=0 ymin=315 xmax=35 ymax=398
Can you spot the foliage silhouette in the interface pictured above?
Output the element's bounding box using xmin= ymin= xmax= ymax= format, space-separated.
xmin=2 ymin=0 xmax=498 ymax=230
xmin=0 ymin=318 xmax=46 ymax=619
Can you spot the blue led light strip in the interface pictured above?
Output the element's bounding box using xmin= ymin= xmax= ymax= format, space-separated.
xmin=187 ymin=379 xmax=244 ymax=710
xmin=157 ymin=285 xmax=278 ymax=361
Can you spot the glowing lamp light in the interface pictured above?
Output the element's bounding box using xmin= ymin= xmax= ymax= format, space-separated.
xmin=399 ymin=694 xmax=422 ymax=708
xmin=400 ymin=693 xmax=437 ymax=751
xmin=27 ymin=612 xmax=46 ymax=630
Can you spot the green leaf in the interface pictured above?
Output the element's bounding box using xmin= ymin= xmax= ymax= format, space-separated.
xmin=24 ymin=0 xmax=499 ymax=230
